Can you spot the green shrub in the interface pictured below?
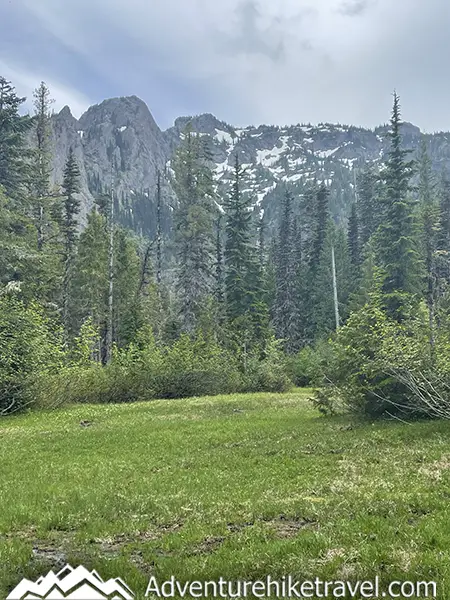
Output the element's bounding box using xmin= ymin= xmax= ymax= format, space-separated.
xmin=0 ymin=294 xmax=63 ymax=414
xmin=288 ymin=340 xmax=337 ymax=387
xmin=314 ymin=294 xmax=433 ymax=418
xmin=242 ymin=337 xmax=292 ymax=393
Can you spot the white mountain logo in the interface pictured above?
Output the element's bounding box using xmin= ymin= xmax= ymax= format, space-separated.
xmin=7 ymin=564 xmax=134 ymax=599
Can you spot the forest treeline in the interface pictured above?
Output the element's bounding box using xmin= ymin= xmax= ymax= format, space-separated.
xmin=1 ymin=76 xmax=450 ymax=419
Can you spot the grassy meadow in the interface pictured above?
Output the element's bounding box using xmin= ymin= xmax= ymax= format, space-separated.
xmin=1 ymin=389 xmax=450 ymax=597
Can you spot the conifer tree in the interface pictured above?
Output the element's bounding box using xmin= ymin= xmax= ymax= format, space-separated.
xmin=377 ymin=92 xmax=419 ymax=320
xmin=312 ymin=225 xmax=351 ymax=337
xmin=311 ymin=184 xmax=330 ymax=273
xmin=437 ymin=172 xmax=450 ymax=282
xmin=155 ymin=170 xmax=163 ymax=286
xmin=418 ymin=138 xmax=438 ymax=347
xmin=348 ymin=202 xmax=360 ymax=267
xmin=32 ymin=82 xmax=54 ymax=251
xmin=257 ymin=210 xmax=267 ymax=269
xmin=61 ymin=148 xmax=81 ymax=337
xmin=215 ymin=213 xmax=225 ymax=307
xmin=113 ymin=228 xmax=141 ymax=348
xmin=0 ymin=77 xmax=32 ymax=198
xmin=274 ymin=188 xmax=297 ymax=352
xmin=224 ymin=155 xmax=254 ymax=320
xmin=172 ymin=126 xmax=216 ymax=332
xmin=357 ymin=167 xmax=381 ymax=248
xmin=71 ymin=208 xmax=108 ymax=360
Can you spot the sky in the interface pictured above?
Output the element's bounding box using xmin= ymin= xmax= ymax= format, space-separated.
xmin=1 ymin=0 xmax=449 ymax=132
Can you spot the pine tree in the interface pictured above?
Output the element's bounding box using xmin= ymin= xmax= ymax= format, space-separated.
xmin=32 ymin=82 xmax=54 ymax=251
xmin=0 ymin=77 xmax=32 ymax=198
xmin=348 ymin=202 xmax=360 ymax=267
xmin=274 ymin=188 xmax=297 ymax=352
xmin=377 ymin=92 xmax=419 ymax=321
xmin=357 ymin=167 xmax=382 ymax=248
xmin=71 ymin=209 xmax=108 ymax=360
xmin=257 ymin=210 xmax=267 ymax=269
xmin=418 ymin=138 xmax=439 ymax=348
xmin=224 ymin=155 xmax=254 ymax=320
xmin=312 ymin=225 xmax=351 ymax=337
xmin=172 ymin=126 xmax=216 ymax=332
xmin=61 ymin=148 xmax=81 ymax=337
xmin=215 ymin=213 xmax=225 ymax=307
xmin=156 ymin=170 xmax=163 ymax=286
xmin=311 ymin=184 xmax=330 ymax=272
xmin=113 ymin=228 xmax=141 ymax=348
xmin=437 ymin=172 xmax=450 ymax=283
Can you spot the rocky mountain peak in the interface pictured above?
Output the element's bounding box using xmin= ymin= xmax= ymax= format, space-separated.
xmin=56 ymin=105 xmax=78 ymax=128
xmin=78 ymin=95 xmax=160 ymax=134
xmin=172 ymin=113 xmax=232 ymax=136
xmin=49 ymin=94 xmax=450 ymax=238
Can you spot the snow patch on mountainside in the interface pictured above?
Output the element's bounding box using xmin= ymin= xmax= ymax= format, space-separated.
xmin=215 ymin=129 xmax=234 ymax=144
xmin=317 ymin=148 xmax=339 ymax=158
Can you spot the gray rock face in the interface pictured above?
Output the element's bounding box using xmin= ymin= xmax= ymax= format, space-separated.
xmin=51 ymin=96 xmax=169 ymax=234
xmin=50 ymin=95 xmax=450 ymax=235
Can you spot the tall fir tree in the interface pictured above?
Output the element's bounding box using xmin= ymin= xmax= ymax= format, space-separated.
xmin=0 ymin=77 xmax=32 ymax=199
xmin=377 ymin=92 xmax=419 ymax=321
xmin=172 ymin=126 xmax=216 ymax=332
xmin=418 ymin=138 xmax=439 ymax=347
xmin=224 ymin=155 xmax=254 ymax=320
xmin=274 ymin=188 xmax=297 ymax=352
xmin=357 ymin=167 xmax=382 ymax=248
xmin=310 ymin=184 xmax=330 ymax=273
xmin=155 ymin=170 xmax=163 ymax=287
xmin=437 ymin=172 xmax=450 ymax=283
xmin=32 ymin=82 xmax=54 ymax=251
xmin=215 ymin=213 xmax=225 ymax=307
xmin=71 ymin=208 xmax=108 ymax=360
xmin=347 ymin=202 xmax=360 ymax=267
xmin=61 ymin=148 xmax=81 ymax=338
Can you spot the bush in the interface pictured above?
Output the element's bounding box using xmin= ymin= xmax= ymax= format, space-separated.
xmin=242 ymin=337 xmax=292 ymax=393
xmin=148 ymin=334 xmax=242 ymax=398
xmin=35 ymin=332 xmax=244 ymax=408
xmin=34 ymin=331 xmax=292 ymax=409
xmin=288 ymin=339 xmax=337 ymax=387
xmin=0 ymin=294 xmax=63 ymax=414
xmin=314 ymin=294 xmax=433 ymax=418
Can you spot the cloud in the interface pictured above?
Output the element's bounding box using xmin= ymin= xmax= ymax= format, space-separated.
xmin=0 ymin=60 xmax=91 ymax=118
xmin=338 ymin=0 xmax=376 ymax=17
xmin=1 ymin=0 xmax=450 ymax=132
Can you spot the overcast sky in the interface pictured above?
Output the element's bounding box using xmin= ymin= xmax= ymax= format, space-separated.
xmin=1 ymin=0 xmax=448 ymax=132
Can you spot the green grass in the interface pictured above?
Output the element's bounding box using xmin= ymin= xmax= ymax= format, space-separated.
xmin=1 ymin=389 xmax=450 ymax=597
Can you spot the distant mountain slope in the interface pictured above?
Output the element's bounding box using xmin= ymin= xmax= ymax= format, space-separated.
xmin=49 ymin=96 xmax=450 ymax=236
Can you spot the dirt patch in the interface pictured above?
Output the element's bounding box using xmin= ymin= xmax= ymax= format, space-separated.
xmin=90 ymin=522 xmax=184 ymax=554
xmin=226 ymin=515 xmax=317 ymax=539
xmin=191 ymin=536 xmax=225 ymax=555
xmin=263 ymin=515 xmax=317 ymax=538
xmin=32 ymin=545 xmax=68 ymax=570
xmin=226 ymin=521 xmax=255 ymax=533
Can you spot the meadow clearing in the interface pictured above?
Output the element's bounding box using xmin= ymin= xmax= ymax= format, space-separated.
xmin=1 ymin=389 xmax=450 ymax=598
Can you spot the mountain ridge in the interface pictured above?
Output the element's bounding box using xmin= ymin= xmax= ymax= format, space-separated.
xmin=48 ymin=95 xmax=450 ymax=235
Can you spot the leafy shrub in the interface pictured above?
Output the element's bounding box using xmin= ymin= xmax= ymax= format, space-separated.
xmin=35 ymin=330 xmax=292 ymax=409
xmin=314 ymin=293 xmax=433 ymax=418
xmin=288 ymin=339 xmax=337 ymax=387
xmin=147 ymin=334 xmax=242 ymax=398
xmin=0 ymin=294 xmax=63 ymax=414
xmin=242 ymin=337 xmax=292 ymax=393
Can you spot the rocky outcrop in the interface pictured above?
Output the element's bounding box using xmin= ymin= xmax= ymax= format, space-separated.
xmin=49 ymin=95 xmax=450 ymax=236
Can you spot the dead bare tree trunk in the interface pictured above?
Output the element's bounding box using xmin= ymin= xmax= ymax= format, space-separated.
xmin=331 ymin=245 xmax=340 ymax=330
xmin=105 ymin=165 xmax=115 ymax=364
xmin=156 ymin=170 xmax=162 ymax=286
